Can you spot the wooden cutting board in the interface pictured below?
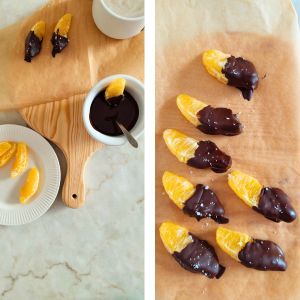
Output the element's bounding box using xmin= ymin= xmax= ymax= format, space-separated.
xmin=19 ymin=94 xmax=102 ymax=208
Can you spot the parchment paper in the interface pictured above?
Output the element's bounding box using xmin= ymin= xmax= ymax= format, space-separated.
xmin=0 ymin=0 xmax=144 ymax=110
xmin=156 ymin=1 xmax=300 ymax=299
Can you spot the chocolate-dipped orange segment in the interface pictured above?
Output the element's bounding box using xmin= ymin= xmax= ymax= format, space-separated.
xmin=216 ymin=227 xmax=287 ymax=271
xmin=24 ymin=21 xmax=46 ymax=62
xmin=163 ymin=129 xmax=232 ymax=173
xmin=162 ymin=171 xmax=228 ymax=223
xmin=228 ymin=170 xmax=296 ymax=223
xmin=202 ymin=49 xmax=258 ymax=100
xmin=160 ymin=222 xmax=225 ymax=278
xmin=177 ymin=94 xmax=243 ymax=136
xmin=105 ymin=78 xmax=126 ymax=106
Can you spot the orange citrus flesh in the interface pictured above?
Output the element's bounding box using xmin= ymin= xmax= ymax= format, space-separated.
xmin=163 ymin=129 xmax=198 ymax=164
xmin=162 ymin=171 xmax=196 ymax=209
xmin=54 ymin=13 xmax=72 ymax=37
xmin=31 ymin=21 xmax=46 ymax=40
xmin=159 ymin=221 xmax=193 ymax=254
xmin=202 ymin=49 xmax=230 ymax=84
xmin=0 ymin=142 xmax=11 ymax=157
xmin=105 ymin=78 xmax=126 ymax=100
xmin=216 ymin=227 xmax=253 ymax=261
xmin=228 ymin=170 xmax=263 ymax=208
xmin=20 ymin=168 xmax=40 ymax=204
xmin=176 ymin=94 xmax=207 ymax=126
xmin=0 ymin=143 xmax=16 ymax=167
xmin=11 ymin=142 xmax=28 ymax=178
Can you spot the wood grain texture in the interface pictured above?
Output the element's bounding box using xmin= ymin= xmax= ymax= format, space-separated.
xmin=20 ymin=94 xmax=102 ymax=208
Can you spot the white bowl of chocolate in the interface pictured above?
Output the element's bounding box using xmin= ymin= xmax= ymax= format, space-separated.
xmin=83 ymin=75 xmax=144 ymax=146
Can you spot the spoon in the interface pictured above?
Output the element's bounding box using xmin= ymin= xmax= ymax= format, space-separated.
xmin=115 ymin=121 xmax=138 ymax=148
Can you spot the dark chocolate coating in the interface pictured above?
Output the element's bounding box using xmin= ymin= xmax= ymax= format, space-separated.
xmin=173 ymin=234 xmax=225 ymax=278
xmin=223 ymin=56 xmax=259 ymax=100
xmin=51 ymin=32 xmax=69 ymax=57
xmin=238 ymin=239 xmax=287 ymax=271
xmin=24 ymin=31 xmax=42 ymax=62
xmin=197 ymin=106 xmax=243 ymax=136
xmin=183 ymin=184 xmax=229 ymax=223
xmin=253 ymin=187 xmax=297 ymax=223
xmin=187 ymin=140 xmax=232 ymax=173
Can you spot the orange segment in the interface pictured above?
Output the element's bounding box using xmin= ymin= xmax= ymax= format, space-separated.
xmin=228 ymin=170 xmax=263 ymax=207
xmin=105 ymin=78 xmax=126 ymax=100
xmin=162 ymin=171 xmax=195 ymax=209
xmin=54 ymin=13 xmax=72 ymax=37
xmin=163 ymin=129 xmax=198 ymax=163
xmin=20 ymin=168 xmax=40 ymax=204
xmin=0 ymin=142 xmax=11 ymax=157
xmin=216 ymin=227 xmax=252 ymax=261
xmin=31 ymin=21 xmax=46 ymax=40
xmin=176 ymin=94 xmax=207 ymax=126
xmin=11 ymin=142 xmax=28 ymax=178
xmin=0 ymin=143 xmax=16 ymax=167
xmin=159 ymin=221 xmax=193 ymax=254
xmin=202 ymin=49 xmax=230 ymax=84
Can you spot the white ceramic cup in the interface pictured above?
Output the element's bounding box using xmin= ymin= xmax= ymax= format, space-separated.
xmin=83 ymin=74 xmax=144 ymax=146
xmin=92 ymin=0 xmax=144 ymax=39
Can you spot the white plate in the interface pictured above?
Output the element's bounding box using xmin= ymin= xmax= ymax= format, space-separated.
xmin=0 ymin=124 xmax=61 ymax=225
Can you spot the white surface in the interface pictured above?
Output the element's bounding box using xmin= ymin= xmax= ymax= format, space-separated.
xmin=0 ymin=1 xmax=144 ymax=299
xmin=103 ymin=0 xmax=144 ymax=18
xmin=83 ymin=74 xmax=144 ymax=145
xmin=0 ymin=125 xmax=60 ymax=225
xmin=92 ymin=0 xmax=144 ymax=39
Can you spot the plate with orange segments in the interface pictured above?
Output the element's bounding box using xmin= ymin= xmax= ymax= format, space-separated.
xmin=0 ymin=124 xmax=61 ymax=225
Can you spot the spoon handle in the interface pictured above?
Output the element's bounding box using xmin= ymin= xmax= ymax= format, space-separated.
xmin=116 ymin=121 xmax=138 ymax=148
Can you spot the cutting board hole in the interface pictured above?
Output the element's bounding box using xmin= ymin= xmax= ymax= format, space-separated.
xmin=72 ymin=194 xmax=77 ymax=199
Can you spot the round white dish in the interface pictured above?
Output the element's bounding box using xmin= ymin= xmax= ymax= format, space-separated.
xmin=83 ymin=74 xmax=144 ymax=146
xmin=0 ymin=125 xmax=61 ymax=225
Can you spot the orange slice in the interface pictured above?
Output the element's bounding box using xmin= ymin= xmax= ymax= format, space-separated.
xmin=11 ymin=142 xmax=28 ymax=178
xmin=162 ymin=171 xmax=195 ymax=209
xmin=163 ymin=129 xmax=198 ymax=164
xmin=0 ymin=143 xmax=16 ymax=167
xmin=0 ymin=142 xmax=11 ymax=157
xmin=176 ymin=94 xmax=207 ymax=126
xmin=20 ymin=168 xmax=40 ymax=204
xmin=54 ymin=13 xmax=72 ymax=37
xmin=105 ymin=78 xmax=126 ymax=100
xmin=202 ymin=49 xmax=230 ymax=84
xmin=159 ymin=221 xmax=193 ymax=254
xmin=216 ymin=227 xmax=252 ymax=261
xmin=31 ymin=21 xmax=46 ymax=40
xmin=228 ymin=170 xmax=263 ymax=207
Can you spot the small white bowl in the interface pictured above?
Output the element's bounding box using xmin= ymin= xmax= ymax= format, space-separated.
xmin=83 ymin=74 xmax=144 ymax=146
xmin=92 ymin=0 xmax=144 ymax=39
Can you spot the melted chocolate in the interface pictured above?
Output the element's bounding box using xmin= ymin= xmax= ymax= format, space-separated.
xmin=24 ymin=31 xmax=42 ymax=62
xmin=173 ymin=234 xmax=225 ymax=278
xmin=183 ymin=184 xmax=229 ymax=224
xmin=51 ymin=32 xmax=69 ymax=57
xmin=238 ymin=239 xmax=287 ymax=271
xmin=89 ymin=90 xmax=139 ymax=136
xmin=223 ymin=56 xmax=259 ymax=100
xmin=253 ymin=187 xmax=297 ymax=223
xmin=197 ymin=106 xmax=242 ymax=136
xmin=187 ymin=141 xmax=232 ymax=173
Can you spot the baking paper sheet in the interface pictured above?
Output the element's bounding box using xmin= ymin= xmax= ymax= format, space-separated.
xmin=0 ymin=0 xmax=144 ymax=110
xmin=156 ymin=1 xmax=300 ymax=299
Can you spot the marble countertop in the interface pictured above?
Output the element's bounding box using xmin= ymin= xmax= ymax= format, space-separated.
xmin=0 ymin=1 xmax=144 ymax=299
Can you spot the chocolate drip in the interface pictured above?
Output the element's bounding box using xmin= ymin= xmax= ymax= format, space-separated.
xmin=238 ymin=239 xmax=287 ymax=271
xmin=24 ymin=31 xmax=42 ymax=62
xmin=51 ymin=32 xmax=69 ymax=57
xmin=183 ymin=184 xmax=229 ymax=224
xmin=223 ymin=56 xmax=259 ymax=100
xmin=173 ymin=234 xmax=225 ymax=278
xmin=197 ymin=106 xmax=242 ymax=136
xmin=187 ymin=140 xmax=231 ymax=173
xmin=253 ymin=187 xmax=297 ymax=223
